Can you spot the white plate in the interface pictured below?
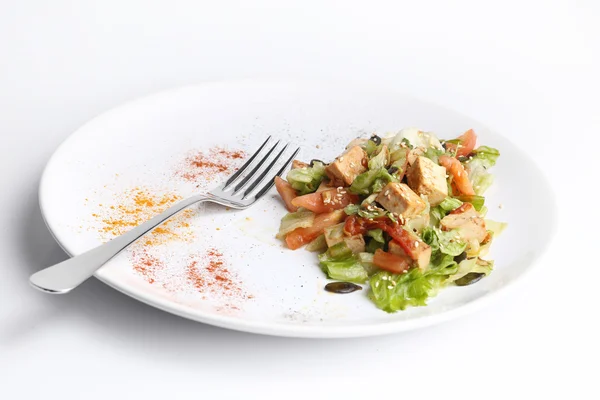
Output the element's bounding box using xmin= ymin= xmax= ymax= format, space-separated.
xmin=39 ymin=80 xmax=556 ymax=338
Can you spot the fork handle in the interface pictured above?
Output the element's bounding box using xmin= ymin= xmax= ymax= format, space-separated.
xmin=30 ymin=194 xmax=208 ymax=294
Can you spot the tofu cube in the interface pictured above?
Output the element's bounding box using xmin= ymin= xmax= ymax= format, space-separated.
xmin=440 ymin=203 xmax=487 ymax=243
xmin=343 ymin=234 xmax=366 ymax=254
xmin=375 ymin=182 xmax=426 ymax=219
xmin=325 ymin=146 xmax=367 ymax=186
xmin=407 ymin=156 xmax=448 ymax=206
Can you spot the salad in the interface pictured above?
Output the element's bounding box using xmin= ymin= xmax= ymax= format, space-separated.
xmin=274 ymin=128 xmax=505 ymax=312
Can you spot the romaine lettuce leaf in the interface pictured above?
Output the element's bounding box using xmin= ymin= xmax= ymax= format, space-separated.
xmin=472 ymin=146 xmax=500 ymax=166
xmin=286 ymin=161 xmax=326 ymax=195
xmin=349 ymin=168 xmax=398 ymax=195
xmin=366 ymin=229 xmax=385 ymax=243
xmin=464 ymin=146 xmax=499 ymax=195
xmin=421 ymin=227 xmax=467 ymax=256
xmin=318 ymin=243 xmax=368 ymax=283
xmin=389 ymin=128 xmax=444 ymax=151
xmin=430 ymin=197 xmax=462 ymax=225
xmin=276 ymin=210 xmax=315 ymax=238
xmin=455 ymin=195 xmax=485 ymax=211
xmin=368 ymin=269 xmax=446 ymax=312
xmin=305 ymin=234 xmax=328 ymax=252
xmin=485 ymin=219 xmax=508 ymax=237
xmin=368 ymin=146 xmax=389 ymax=170
xmin=447 ymin=258 xmax=494 ymax=283
xmin=358 ymin=252 xmax=380 ymax=276
xmin=344 ymin=204 xmax=360 ymax=215
xmin=368 ymin=245 xmax=460 ymax=312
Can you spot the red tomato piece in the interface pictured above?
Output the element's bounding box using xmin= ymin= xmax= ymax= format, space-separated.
xmin=274 ymin=176 xmax=299 ymax=212
xmin=291 ymin=189 xmax=359 ymax=213
xmin=439 ymin=155 xmax=475 ymax=196
xmin=445 ymin=129 xmax=477 ymax=157
xmin=285 ymin=210 xmax=346 ymax=250
xmin=373 ymin=249 xmax=412 ymax=274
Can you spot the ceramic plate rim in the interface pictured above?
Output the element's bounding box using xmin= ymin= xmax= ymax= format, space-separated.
xmin=38 ymin=79 xmax=558 ymax=338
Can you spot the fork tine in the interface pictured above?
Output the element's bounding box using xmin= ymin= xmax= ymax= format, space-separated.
xmin=233 ymin=140 xmax=281 ymax=193
xmin=223 ymin=136 xmax=271 ymax=189
xmin=253 ymin=147 xmax=301 ymax=200
xmin=241 ymin=143 xmax=290 ymax=199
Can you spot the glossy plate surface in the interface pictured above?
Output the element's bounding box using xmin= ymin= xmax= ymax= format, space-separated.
xmin=39 ymin=80 xmax=556 ymax=337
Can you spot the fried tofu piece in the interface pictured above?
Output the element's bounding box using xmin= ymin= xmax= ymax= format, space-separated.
xmin=440 ymin=203 xmax=487 ymax=243
xmin=407 ymin=156 xmax=449 ymax=207
xmin=375 ymin=182 xmax=426 ymax=219
xmin=325 ymin=146 xmax=367 ymax=186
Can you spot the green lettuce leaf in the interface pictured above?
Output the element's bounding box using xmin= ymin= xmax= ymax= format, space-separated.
xmin=286 ymin=161 xmax=326 ymax=195
xmin=349 ymin=168 xmax=398 ymax=195
xmin=276 ymin=210 xmax=315 ymax=238
xmin=305 ymin=234 xmax=328 ymax=252
xmin=423 ymin=147 xmax=444 ymax=164
xmin=430 ymin=197 xmax=462 ymax=226
xmin=318 ymin=243 xmax=368 ymax=283
xmin=455 ymin=195 xmax=485 ymax=211
xmin=368 ymin=269 xmax=446 ymax=312
xmin=368 ymin=147 xmax=389 ymax=170
xmin=366 ymin=229 xmax=385 ymax=243
xmin=447 ymin=258 xmax=494 ymax=283
xmin=464 ymin=146 xmax=499 ymax=195
xmin=344 ymin=204 xmax=360 ymax=215
xmin=368 ymin=244 xmax=459 ymax=312
xmin=485 ymin=219 xmax=508 ymax=237
xmin=421 ymin=227 xmax=467 ymax=256
xmin=472 ymin=146 xmax=500 ymax=166
xmin=439 ymin=197 xmax=463 ymax=212
xmin=358 ymin=252 xmax=380 ymax=276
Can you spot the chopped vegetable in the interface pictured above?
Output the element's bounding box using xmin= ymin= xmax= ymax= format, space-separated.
xmin=291 ymin=188 xmax=359 ymax=213
xmin=285 ymin=210 xmax=346 ymax=250
xmin=439 ymin=155 xmax=475 ymax=196
xmin=274 ymin=176 xmax=299 ymax=212
xmin=276 ymin=209 xmax=315 ymax=239
xmin=444 ymin=129 xmax=477 ymax=157
xmin=273 ymin=127 xmax=503 ymax=313
xmin=286 ymin=161 xmax=326 ymax=195
xmin=349 ymin=168 xmax=398 ymax=195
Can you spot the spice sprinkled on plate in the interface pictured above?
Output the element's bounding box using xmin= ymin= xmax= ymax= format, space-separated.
xmin=91 ymin=187 xmax=196 ymax=246
xmin=177 ymin=147 xmax=246 ymax=183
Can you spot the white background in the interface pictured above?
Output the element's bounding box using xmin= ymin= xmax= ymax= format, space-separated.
xmin=1 ymin=1 xmax=598 ymax=399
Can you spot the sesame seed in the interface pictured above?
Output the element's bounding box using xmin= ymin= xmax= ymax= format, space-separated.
xmin=375 ymin=281 xmax=380 ymax=288
xmin=339 ymin=157 xmax=344 ymax=161
xmin=415 ymin=242 xmax=419 ymax=247
xmin=382 ymin=276 xmax=388 ymax=280
xmin=387 ymin=285 xmax=394 ymax=289
xmin=402 ymin=270 xmax=408 ymax=274
xmin=384 ymin=190 xmax=390 ymax=196
xmin=499 ymin=203 xmax=503 ymax=209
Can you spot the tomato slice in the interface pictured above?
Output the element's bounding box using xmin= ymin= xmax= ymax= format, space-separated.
xmin=274 ymin=176 xmax=299 ymax=212
xmin=439 ymin=155 xmax=475 ymax=196
xmin=373 ymin=249 xmax=412 ymax=274
xmin=291 ymin=188 xmax=359 ymax=213
xmin=285 ymin=210 xmax=346 ymax=250
xmin=445 ymin=129 xmax=477 ymax=157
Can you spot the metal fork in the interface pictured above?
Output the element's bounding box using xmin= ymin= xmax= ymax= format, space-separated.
xmin=30 ymin=137 xmax=300 ymax=294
